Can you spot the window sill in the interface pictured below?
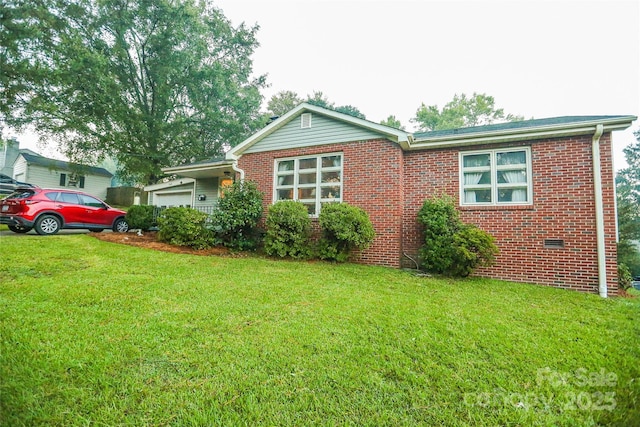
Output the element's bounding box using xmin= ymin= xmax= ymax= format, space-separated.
xmin=459 ymin=204 xmax=534 ymax=211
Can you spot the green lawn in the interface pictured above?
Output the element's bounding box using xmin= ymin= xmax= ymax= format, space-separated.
xmin=1 ymin=235 xmax=639 ymax=426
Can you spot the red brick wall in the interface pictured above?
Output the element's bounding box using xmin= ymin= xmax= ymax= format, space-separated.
xmin=402 ymin=134 xmax=618 ymax=295
xmin=238 ymin=139 xmax=404 ymax=267
xmin=237 ymin=133 xmax=618 ymax=295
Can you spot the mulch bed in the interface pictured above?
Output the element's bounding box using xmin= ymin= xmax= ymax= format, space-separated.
xmin=89 ymin=231 xmax=230 ymax=256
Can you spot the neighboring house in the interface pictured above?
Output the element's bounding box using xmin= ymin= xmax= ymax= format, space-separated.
xmin=0 ymin=138 xmax=21 ymax=177
xmin=158 ymin=103 xmax=636 ymax=296
xmin=0 ymin=138 xmax=40 ymax=177
xmin=145 ymin=158 xmax=234 ymax=213
xmin=13 ymin=152 xmax=113 ymax=200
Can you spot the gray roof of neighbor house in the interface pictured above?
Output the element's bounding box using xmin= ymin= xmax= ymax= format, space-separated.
xmin=20 ymin=152 xmax=113 ymax=177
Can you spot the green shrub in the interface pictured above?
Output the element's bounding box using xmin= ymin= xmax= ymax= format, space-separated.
xmin=618 ymin=263 xmax=633 ymax=291
xmin=317 ymin=203 xmax=375 ymax=262
xmin=417 ymin=195 xmax=460 ymax=273
xmin=157 ymin=207 xmax=214 ymax=249
xmin=209 ymin=181 xmax=264 ymax=251
xmin=450 ymin=224 xmax=499 ymax=277
xmin=418 ymin=195 xmax=498 ymax=277
xmin=125 ymin=205 xmax=155 ymax=231
xmin=264 ymin=201 xmax=313 ymax=259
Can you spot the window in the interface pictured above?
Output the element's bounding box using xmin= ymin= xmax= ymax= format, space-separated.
xmin=58 ymin=192 xmax=80 ymax=204
xmin=59 ymin=173 xmax=66 ymax=186
xmin=274 ymin=153 xmax=342 ymax=215
xmin=44 ymin=192 xmax=60 ymax=201
xmin=460 ymin=148 xmax=532 ymax=205
xmin=81 ymin=194 xmax=104 ymax=208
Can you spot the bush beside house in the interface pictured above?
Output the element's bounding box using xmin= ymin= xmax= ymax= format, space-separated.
xmin=209 ymin=181 xmax=264 ymax=251
xmin=264 ymin=201 xmax=313 ymax=259
xmin=125 ymin=205 xmax=155 ymax=231
xmin=317 ymin=203 xmax=375 ymax=262
xmin=157 ymin=207 xmax=214 ymax=249
xmin=418 ymin=195 xmax=498 ymax=277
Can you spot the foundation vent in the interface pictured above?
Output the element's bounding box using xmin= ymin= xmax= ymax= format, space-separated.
xmin=544 ymin=239 xmax=565 ymax=249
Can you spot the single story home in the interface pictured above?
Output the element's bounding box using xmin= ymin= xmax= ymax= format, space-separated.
xmin=13 ymin=152 xmax=113 ymax=200
xmin=153 ymin=103 xmax=636 ymax=296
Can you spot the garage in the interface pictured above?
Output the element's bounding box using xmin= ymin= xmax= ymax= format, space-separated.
xmin=153 ymin=190 xmax=193 ymax=208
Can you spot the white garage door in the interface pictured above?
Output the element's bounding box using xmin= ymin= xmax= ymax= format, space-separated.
xmin=154 ymin=191 xmax=192 ymax=207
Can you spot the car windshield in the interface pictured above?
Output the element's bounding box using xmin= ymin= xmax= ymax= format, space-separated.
xmin=5 ymin=189 xmax=36 ymax=199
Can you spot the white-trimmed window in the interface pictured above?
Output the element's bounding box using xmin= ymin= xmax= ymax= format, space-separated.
xmin=274 ymin=153 xmax=342 ymax=215
xmin=460 ymin=148 xmax=532 ymax=206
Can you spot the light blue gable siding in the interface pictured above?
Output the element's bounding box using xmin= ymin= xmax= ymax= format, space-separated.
xmin=243 ymin=113 xmax=387 ymax=154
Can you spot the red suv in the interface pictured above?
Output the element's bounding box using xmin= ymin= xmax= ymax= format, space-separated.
xmin=0 ymin=187 xmax=129 ymax=235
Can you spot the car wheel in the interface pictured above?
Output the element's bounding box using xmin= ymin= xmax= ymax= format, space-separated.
xmin=35 ymin=215 xmax=61 ymax=235
xmin=113 ymin=218 xmax=129 ymax=233
xmin=8 ymin=225 xmax=32 ymax=234
xmin=89 ymin=228 xmax=103 ymax=233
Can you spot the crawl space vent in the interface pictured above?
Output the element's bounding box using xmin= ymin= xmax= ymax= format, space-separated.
xmin=544 ymin=239 xmax=565 ymax=249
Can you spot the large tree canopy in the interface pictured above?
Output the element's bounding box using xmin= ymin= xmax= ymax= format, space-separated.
xmin=1 ymin=0 xmax=266 ymax=185
xmin=412 ymin=92 xmax=524 ymax=132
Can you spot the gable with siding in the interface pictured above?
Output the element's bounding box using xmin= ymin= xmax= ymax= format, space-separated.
xmin=243 ymin=113 xmax=389 ymax=154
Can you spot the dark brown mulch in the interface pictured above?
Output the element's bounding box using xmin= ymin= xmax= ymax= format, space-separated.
xmin=89 ymin=231 xmax=230 ymax=256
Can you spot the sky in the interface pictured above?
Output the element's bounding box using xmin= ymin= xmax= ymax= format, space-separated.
xmin=13 ymin=0 xmax=640 ymax=169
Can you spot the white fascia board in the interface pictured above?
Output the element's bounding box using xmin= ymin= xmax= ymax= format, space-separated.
xmin=144 ymin=177 xmax=195 ymax=192
xmin=162 ymin=160 xmax=234 ymax=175
xmin=226 ymin=102 xmax=412 ymax=159
xmin=408 ymin=116 xmax=636 ymax=150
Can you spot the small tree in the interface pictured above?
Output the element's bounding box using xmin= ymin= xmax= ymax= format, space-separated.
xmin=418 ymin=195 xmax=498 ymax=277
xmin=209 ymin=180 xmax=264 ymax=250
xmin=317 ymin=203 xmax=375 ymax=262
xmin=264 ymin=201 xmax=313 ymax=259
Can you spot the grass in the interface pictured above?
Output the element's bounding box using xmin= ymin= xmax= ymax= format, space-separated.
xmin=1 ymin=235 xmax=639 ymax=426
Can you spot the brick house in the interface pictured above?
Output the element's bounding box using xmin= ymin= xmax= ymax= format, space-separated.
xmin=157 ymin=103 xmax=635 ymax=296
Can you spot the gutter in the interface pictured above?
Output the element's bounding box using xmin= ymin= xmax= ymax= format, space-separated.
xmin=409 ymin=116 xmax=635 ymax=150
xmin=232 ymin=161 xmax=245 ymax=182
xmin=591 ymin=124 xmax=607 ymax=298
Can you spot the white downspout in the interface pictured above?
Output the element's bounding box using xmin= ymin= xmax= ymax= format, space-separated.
xmin=592 ymin=124 xmax=607 ymax=298
xmin=231 ymin=161 xmax=245 ymax=182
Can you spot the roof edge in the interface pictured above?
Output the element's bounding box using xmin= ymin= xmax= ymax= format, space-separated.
xmin=409 ymin=116 xmax=636 ymax=149
xmin=227 ymin=103 xmax=411 ymax=159
xmin=143 ymin=177 xmax=195 ymax=192
xmin=162 ymin=159 xmax=234 ymax=174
